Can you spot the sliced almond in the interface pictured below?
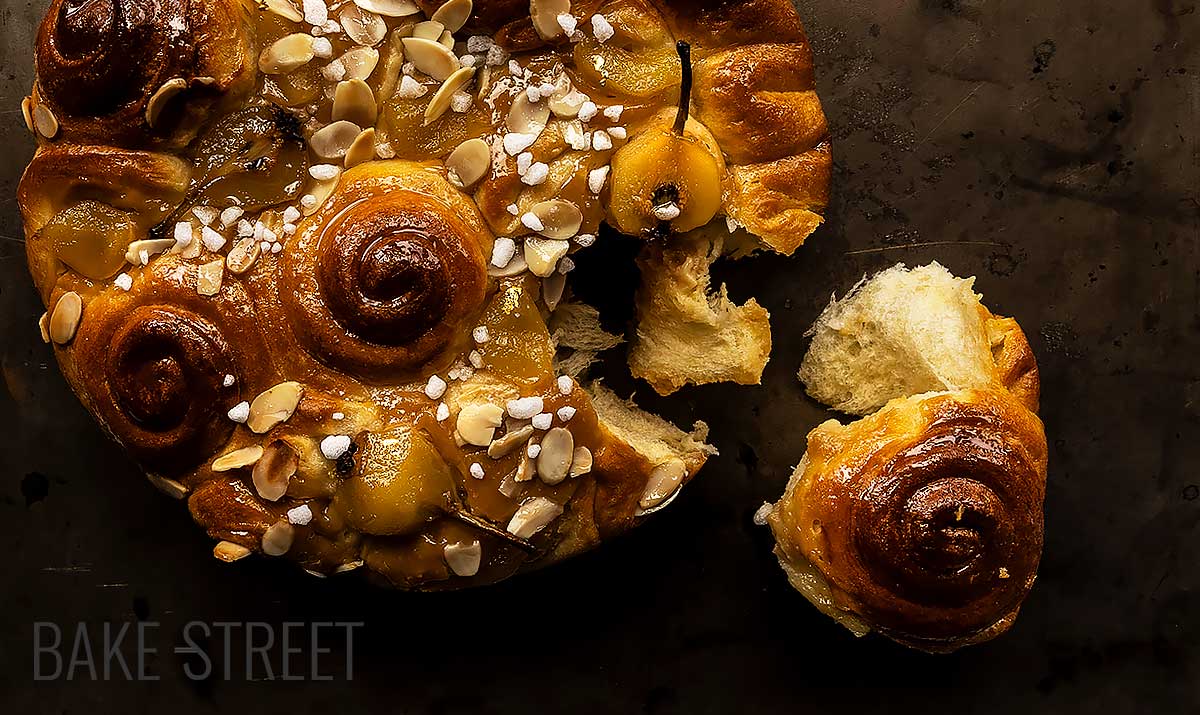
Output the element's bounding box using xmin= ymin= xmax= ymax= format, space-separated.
xmin=375 ymin=33 xmax=405 ymax=98
xmin=498 ymin=471 xmax=522 ymax=497
xmin=124 ymin=238 xmax=176 ymax=265
xmin=639 ymin=458 xmax=687 ymax=510
xmin=413 ymin=20 xmax=445 ymax=40
xmin=262 ymin=521 xmax=295 ymax=557
xmin=424 ymin=66 xmax=475 ymax=126
xmin=335 ymin=560 xmax=365 ymax=573
xmin=146 ymin=473 xmax=188 ymax=499
xmin=340 ymin=5 xmax=388 ymax=46
xmin=196 ymin=259 xmax=224 ymax=296
xmin=401 ymin=37 xmax=459 ymax=81
xmin=506 ymin=497 xmax=563 ymax=538
xmin=354 ymin=0 xmax=421 ymax=17
xmin=431 ymin=0 xmax=472 ymax=32
xmin=505 ymin=92 xmax=551 ymax=135
xmin=310 ymin=120 xmax=362 ymax=159
xmin=542 ymin=273 xmax=566 ymax=311
xmin=489 ymin=251 xmax=528 ymax=277
xmin=530 ymin=199 xmax=583 ymax=239
xmin=443 ymin=540 xmax=482 ymax=577
xmin=524 ymin=237 xmax=569 ymax=277
xmin=252 ymin=439 xmax=299 ymax=502
xmin=475 ymin=65 xmax=492 ymax=102
xmin=265 ymin=0 xmax=304 ymax=21
xmin=248 ymin=381 xmax=304 ymax=434
xmin=488 ymin=425 xmax=535 ymax=459
xmin=530 ymin=0 xmax=570 ymax=39
xmin=537 ymin=427 xmax=574 ymax=485
xmin=549 ymin=87 xmax=589 ymax=119
xmin=145 ymin=77 xmax=187 ymax=128
xmin=259 ymin=33 xmax=316 ymax=74
xmin=37 ymin=312 xmax=50 ymax=344
xmin=332 ymin=79 xmax=378 ymax=127
xmin=213 ymin=540 xmax=253 ymax=563
xmin=21 ymin=96 xmax=34 ymax=133
xmin=302 ymin=176 xmax=341 ymax=216
xmin=212 ymin=445 xmax=265 ymax=472
xmin=49 ymin=291 xmax=82 ymax=345
xmin=225 ymin=236 xmax=261 ymax=274
xmin=439 ymin=30 xmax=455 ymax=47
xmin=446 ymin=137 xmax=491 ymax=188
xmin=32 ymin=103 xmax=58 ymax=139
xmin=514 ymin=446 xmax=537 ymax=482
xmin=344 ymin=127 xmax=377 ymax=169
xmin=456 ymin=403 xmax=505 ymax=446
xmin=342 ymin=46 xmax=381 ymax=81
xmin=569 ymin=446 xmax=593 ymax=478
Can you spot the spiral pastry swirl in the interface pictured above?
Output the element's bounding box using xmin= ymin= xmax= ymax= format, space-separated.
xmin=34 ymin=0 xmax=253 ymax=146
xmin=282 ymin=161 xmax=491 ymax=381
xmin=69 ymin=260 xmax=271 ymax=474
xmin=770 ymin=389 xmax=1047 ymax=652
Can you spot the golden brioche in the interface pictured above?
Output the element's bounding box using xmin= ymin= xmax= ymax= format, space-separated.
xmin=18 ymin=0 xmax=830 ymax=587
xmin=767 ymin=263 xmax=1047 ymax=651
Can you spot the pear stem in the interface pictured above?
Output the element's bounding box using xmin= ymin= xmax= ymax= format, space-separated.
xmin=673 ymin=40 xmax=692 ymax=136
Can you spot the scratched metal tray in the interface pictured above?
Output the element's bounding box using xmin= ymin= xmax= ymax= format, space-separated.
xmin=1 ymin=1 xmax=1196 ymax=712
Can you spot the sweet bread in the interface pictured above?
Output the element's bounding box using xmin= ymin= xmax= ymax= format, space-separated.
xmin=629 ymin=225 xmax=772 ymax=395
xmin=766 ymin=263 xmax=1048 ymax=651
xmin=19 ymin=0 xmax=827 ymax=587
xmin=799 ymin=262 xmax=1040 ymax=415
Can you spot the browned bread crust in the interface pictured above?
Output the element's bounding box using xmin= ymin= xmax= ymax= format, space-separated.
xmin=769 ymin=388 xmax=1048 ymax=652
xmin=23 ymin=0 xmax=846 ymax=589
xmin=34 ymin=0 xmax=256 ymax=149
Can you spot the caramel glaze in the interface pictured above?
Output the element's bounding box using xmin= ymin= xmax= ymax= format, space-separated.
xmin=21 ymin=0 xmax=833 ymax=588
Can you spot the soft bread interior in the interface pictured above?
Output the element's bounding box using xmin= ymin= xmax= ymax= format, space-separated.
xmin=629 ymin=228 xmax=772 ymax=396
xmin=587 ymin=382 xmax=717 ymax=470
xmin=549 ymin=302 xmax=624 ymax=379
xmin=798 ymin=262 xmax=995 ymax=415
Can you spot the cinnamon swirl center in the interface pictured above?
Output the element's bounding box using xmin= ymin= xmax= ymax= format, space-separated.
xmin=316 ymin=198 xmax=465 ymax=349
xmin=852 ymin=430 xmax=1025 ymax=608
xmin=42 ymin=0 xmax=182 ymax=116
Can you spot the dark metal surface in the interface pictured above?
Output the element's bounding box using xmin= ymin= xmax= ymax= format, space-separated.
xmin=1 ymin=1 xmax=1197 ymax=712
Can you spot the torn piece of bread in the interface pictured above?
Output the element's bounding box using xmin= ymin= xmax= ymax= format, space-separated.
xmin=798 ymin=262 xmax=998 ymax=415
xmin=588 ymin=382 xmax=717 ymax=470
xmin=769 ymin=262 xmax=1046 ymax=652
xmin=549 ymin=301 xmax=624 ymax=379
xmin=629 ymin=229 xmax=773 ymax=395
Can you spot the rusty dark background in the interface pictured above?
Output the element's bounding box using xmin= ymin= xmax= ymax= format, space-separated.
xmin=1 ymin=1 xmax=1197 ymax=713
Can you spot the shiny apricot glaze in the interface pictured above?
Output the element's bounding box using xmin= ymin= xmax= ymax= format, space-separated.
xmin=19 ymin=0 xmax=832 ymax=589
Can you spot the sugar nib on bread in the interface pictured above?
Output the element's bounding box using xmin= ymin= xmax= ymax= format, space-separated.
xmin=767 ymin=262 xmax=1048 ymax=652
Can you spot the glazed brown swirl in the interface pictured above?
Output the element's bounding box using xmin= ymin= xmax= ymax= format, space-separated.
xmin=105 ymin=306 xmax=236 ymax=470
xmin=34 ymin=0 xmax=254 ymax=146
xmin=282 ymin=161 xmax=492 ymax=382
xmin=68 ymin=259 xmax=273 ymax=474
xmin=769 ymin=389 xmax=1047 ymax=652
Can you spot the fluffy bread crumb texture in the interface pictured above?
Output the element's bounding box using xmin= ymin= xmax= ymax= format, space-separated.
xmin=630 ymin=230 xmax=772 ymax=395
xmin=798 ymin=261 xmax=996 ymax=415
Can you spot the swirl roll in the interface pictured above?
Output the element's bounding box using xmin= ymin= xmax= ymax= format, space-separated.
xmin=33 ymin=0 xmax=255 ymax=147
xmin=769 ymin=389 xmax=1048 ymax=652
xmin=66 ymin=258 xmax=273 ymax=474
xmin=18 ymin=144 xmax=191 ymax=297
xmin=281 ymin=161 xmax=492 ymax=382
